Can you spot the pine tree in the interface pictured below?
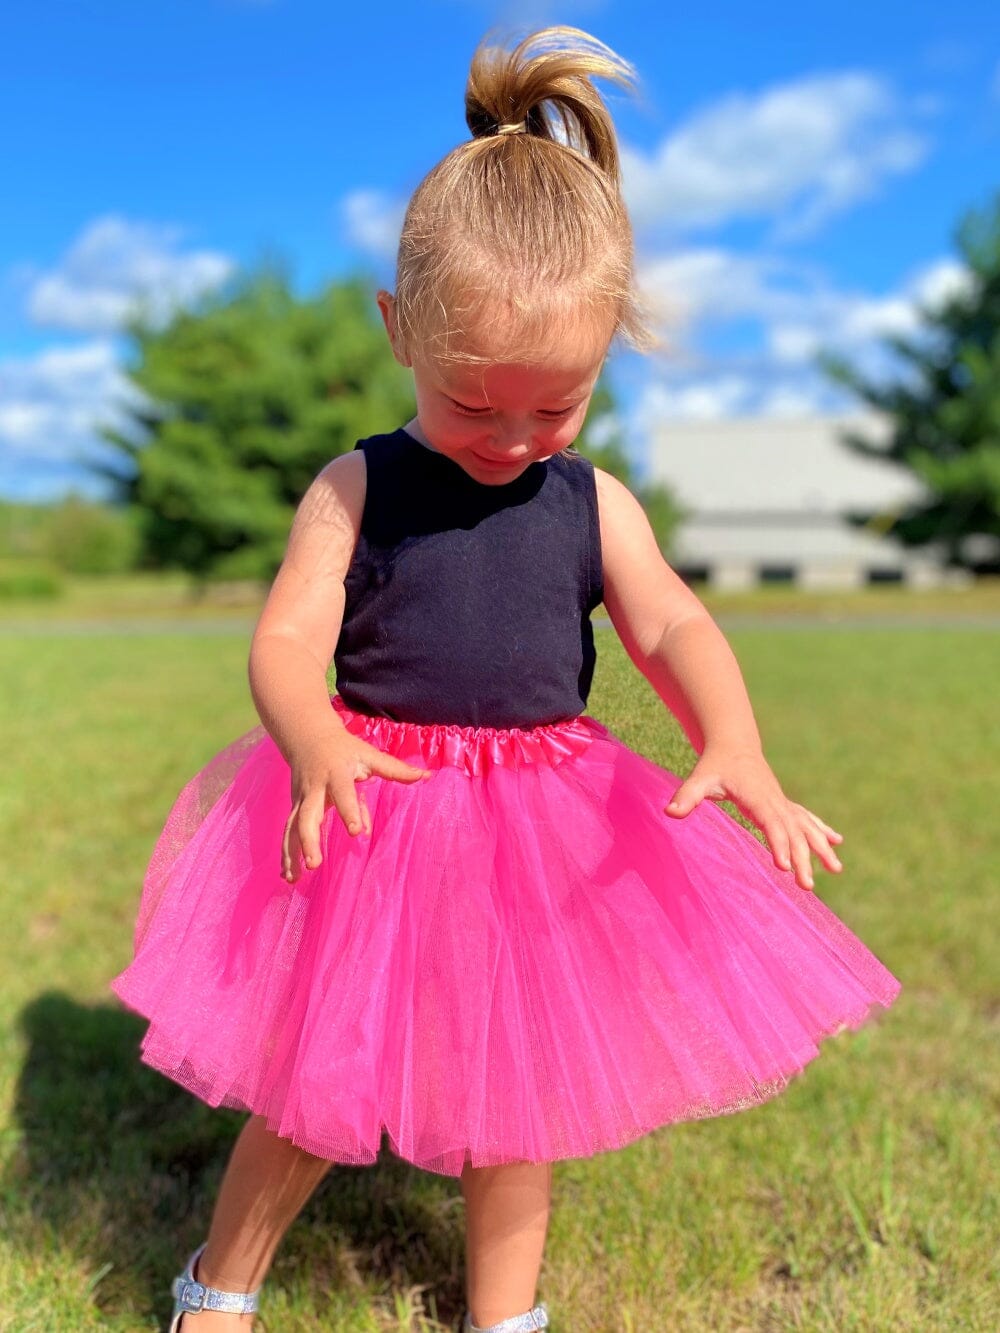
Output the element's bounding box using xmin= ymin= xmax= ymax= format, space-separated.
xmin=96 ymin=270 xmax=414 ymax=581
xmin=820 ymin=192 xmax=1000 ymax=571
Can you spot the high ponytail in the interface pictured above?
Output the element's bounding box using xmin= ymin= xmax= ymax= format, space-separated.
xmin=464 ymin=27 xmax=631 ymax=189
xmin=392 ymin=26 xmax=654 ymax=363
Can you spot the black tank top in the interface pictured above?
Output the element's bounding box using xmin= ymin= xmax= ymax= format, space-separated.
xmin=334 ymin=427 xmax=604 ymax=729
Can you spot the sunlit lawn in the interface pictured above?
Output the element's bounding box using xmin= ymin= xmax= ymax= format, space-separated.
xmin=0 ymin=606 xmax=996 ymax=1330
xmin=0 ymin=571 xmax=999 ymax=622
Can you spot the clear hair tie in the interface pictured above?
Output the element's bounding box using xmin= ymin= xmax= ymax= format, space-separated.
xmin=495 ymin=120 xmax=527 ymax=135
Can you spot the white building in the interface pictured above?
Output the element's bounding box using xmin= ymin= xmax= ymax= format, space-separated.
xmin=648 ymin=413 xmax=953 ymax=590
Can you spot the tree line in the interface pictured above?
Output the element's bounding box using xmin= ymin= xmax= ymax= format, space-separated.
xmin=5 ymin=191 xmax=999 ymax=584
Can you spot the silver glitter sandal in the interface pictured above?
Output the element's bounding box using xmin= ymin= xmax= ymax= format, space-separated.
xmin=462 ymin=1303 xmax=549 ymax=1332
xmin=169 ymin=1243 xmax=261 ymax=1331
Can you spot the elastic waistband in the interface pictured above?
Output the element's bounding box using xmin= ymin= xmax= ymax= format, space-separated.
xmin=330 ymin=695 xmax=600 ymax=776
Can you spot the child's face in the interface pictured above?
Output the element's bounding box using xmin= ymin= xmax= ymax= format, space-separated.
xmin=378 ymin=292 xmax=612 ymax=486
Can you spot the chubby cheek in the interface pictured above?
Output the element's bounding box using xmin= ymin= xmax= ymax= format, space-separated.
xmin=547 ymin=411 xmax=589 ymax=453
xmin=420 ymin=396 xmax=476 ymax=443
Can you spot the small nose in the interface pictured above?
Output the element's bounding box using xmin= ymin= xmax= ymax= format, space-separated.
xmin=487 ymin=423 xmax=533 ymax=458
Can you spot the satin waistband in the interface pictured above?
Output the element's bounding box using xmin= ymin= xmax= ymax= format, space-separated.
xmin=330 ymin=695 xmax=600 ymax=776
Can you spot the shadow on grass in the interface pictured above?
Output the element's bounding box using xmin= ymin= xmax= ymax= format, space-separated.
xmin=8 ymin=992 xmax=466 ymax=1329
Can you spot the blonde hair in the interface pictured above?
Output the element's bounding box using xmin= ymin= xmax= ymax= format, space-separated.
xmin=392 ymin=25 xmax=655 ymax=365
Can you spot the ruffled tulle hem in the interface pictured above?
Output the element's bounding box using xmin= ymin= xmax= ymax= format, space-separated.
xmin=117 ymin=991 xmax=893 ymax=1178
xmin=110 ymin=697 xmax=902 ymax=1178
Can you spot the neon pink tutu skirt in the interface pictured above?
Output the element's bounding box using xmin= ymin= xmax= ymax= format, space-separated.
xmin=110 ymin=696 xmax=901 ymax=1178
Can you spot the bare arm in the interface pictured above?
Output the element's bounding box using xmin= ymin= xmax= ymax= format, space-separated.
xmin=248 ymin=451 xmax=365 ymax=763
xmin=594 ymin=470 xmax=761 ymax=757
xmin=249 ymin=450 xmax=428 ymax=881
xmin=595 ymin=467 xmax=842 ymax=891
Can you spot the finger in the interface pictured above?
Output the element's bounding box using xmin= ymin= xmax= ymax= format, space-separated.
xmin=787 ymin=828 xmax=815 ymax=892
xmin=802 ymin=819 xmax=843 ymax=874
xmin=799 ymin=805 xmax=844 ymax=844
xmin=356 ymin=789 xmax=372 ymax=838
xmin=328 ymin=775 xmax=366 ymax=837
xmin=282 ymin=804 xmax=302 ymax=883
xmin=665 ymin=774 xmax=715 ymax=817
xmin=367 ymin=750 xmax=433 ymax=783
xmin=760 ymin=815 xmax=793 ymax=875
xmin=296 ymin=791 xmax=328 ymax=870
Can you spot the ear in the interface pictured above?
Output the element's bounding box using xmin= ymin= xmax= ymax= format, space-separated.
xmin=376 ymin=290 xmax=412 ymax=368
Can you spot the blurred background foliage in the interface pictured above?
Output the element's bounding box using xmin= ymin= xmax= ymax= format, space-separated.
xmin=3 ymin=193 xmax=1000 ymax=593
xmin=1 ymin=268 xmax=683 ymax=592
xmin=95 ymin=271 xmax=416 ymax=583
xmin=824 ymin=191 xmax=1000 ymax=573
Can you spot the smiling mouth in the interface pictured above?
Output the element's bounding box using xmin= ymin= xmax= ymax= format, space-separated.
xmin=471 ymin=453 xmax=527 ymax=469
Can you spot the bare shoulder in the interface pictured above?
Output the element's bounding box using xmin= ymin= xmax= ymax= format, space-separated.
xmin=591 ymin=465 xmax=708 ymax=653
xmin=592 ymin=465 xmax=660 ymax=559
xmin=283 ymin=449 xmax=367 ymax=577
xmin=252 ymin=451 xmax=367 ymax=663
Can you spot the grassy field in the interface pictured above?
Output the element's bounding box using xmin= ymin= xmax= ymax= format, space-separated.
xmin=1 ymin=571 xmax=999 ymax=623
xmin=0 ymin=613 xmax=997 ymax=1331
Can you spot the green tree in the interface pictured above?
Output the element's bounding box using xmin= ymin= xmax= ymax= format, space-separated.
xmin=820 ymin=192 xmax=1000 ymax=571
xmin=96 ymin=270 xmax=414 ymax=582
xmin=576 ymin=381 xmax=684 ymax=553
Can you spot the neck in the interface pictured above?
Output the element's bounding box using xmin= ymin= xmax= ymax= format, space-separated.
xmin=402 ymin=418 xmax=436 ymax=451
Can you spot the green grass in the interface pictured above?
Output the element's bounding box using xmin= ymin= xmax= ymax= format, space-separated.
xmin=0 ymin=571 xmax=999 ymax=623
xmin=0 ymin=620 xmax=997 ymax=1330
xmin=0 ymin=571 xmax=268 ymax=620
xmin=698 ymin=577 xmax=1000 ymax=620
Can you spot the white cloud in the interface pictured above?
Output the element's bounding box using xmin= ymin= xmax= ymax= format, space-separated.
xmin=636 ymin=243 xmax=973 ymax=373
xmin=0 ymin=341 xmax=124 ymax=426
xmin=767 ymin=297 xmax=912 ymax=366
xmin=25 ymin=215 xmax=234 ymax=334
xmin=0 ymin=403 xmax=53 ymax=443
xmin=637 ymin=248 xmax=818 ymax=335
xmin=765 ymin=256 xmax=975 ymax=366
xmin=0 ymin=339 xmax=145 ymax=498
xmin=911 ymin=257 xmax=975 ymax=310
xmin=634 ymin=376 xmax=758 ymax=423
xmin=757 ymin=383 xmax=831 ymax=417
xmin=3 ymin=214 xmax=236 ymax=494
xmin=629 ymin=371 xmax=849 ymax=445
xmin=622 ymin=71 xmax=929 ymax=238
xmin=340 ymin=189 xmax=407 ymax=263
xmin=622 ymin=246 xmax=976 ymax=436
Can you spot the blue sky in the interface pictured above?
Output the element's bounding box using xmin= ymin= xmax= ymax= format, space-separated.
xmin=1 ymin=0 xmax=997 ymax=501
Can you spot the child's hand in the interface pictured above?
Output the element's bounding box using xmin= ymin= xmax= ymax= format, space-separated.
xmin=281 ymin=727 xmax=431 ymax=882
xmin=664 ymin=747 xmax=843 ymax=892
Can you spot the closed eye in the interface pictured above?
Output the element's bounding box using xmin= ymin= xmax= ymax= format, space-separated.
xmin=448 ymin=399 xmax=579 ymax=419
xmin=449 ymin=398 xmax=492 ymax=416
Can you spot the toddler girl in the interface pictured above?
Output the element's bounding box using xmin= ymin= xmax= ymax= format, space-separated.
xmin=110 ymin=25 xmax=901 ymax=1333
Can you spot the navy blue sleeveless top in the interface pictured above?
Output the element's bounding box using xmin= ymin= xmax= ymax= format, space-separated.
xmin=334 ymin=427 xmax=604 ymax=729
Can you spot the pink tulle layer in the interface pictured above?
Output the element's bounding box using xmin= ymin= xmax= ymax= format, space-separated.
xmin=110 ymin=697 xmax=901 ymax=1178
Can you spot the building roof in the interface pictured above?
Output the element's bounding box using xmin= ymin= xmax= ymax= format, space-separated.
xmin=649 ymin=413 xmax=927 ymax=515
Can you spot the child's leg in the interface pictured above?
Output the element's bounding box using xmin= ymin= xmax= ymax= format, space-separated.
xmin=178 ymin=1113 xmax=333 ymax=1329
xmin=460 ymin=1160 xmax=553 ymax=1328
